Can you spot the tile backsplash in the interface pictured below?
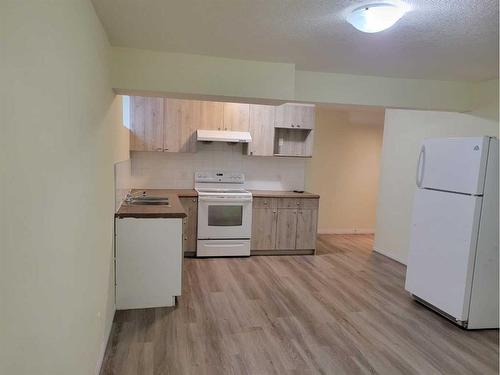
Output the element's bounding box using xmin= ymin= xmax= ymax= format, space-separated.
xmin=129 ymin=142 xmax=306 ymax=190
xmin=114 ymin=159 xmax=131 ymax=211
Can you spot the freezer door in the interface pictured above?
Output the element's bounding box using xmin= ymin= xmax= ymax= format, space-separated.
xmin=416 ymin=137 xmax=489 ymax=195
xmin=405 ymin=189 xmax=482 ymax=321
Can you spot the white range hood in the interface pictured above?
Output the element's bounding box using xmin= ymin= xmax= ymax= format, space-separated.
xmin=197 ymin=129 xmax=252 ymax=143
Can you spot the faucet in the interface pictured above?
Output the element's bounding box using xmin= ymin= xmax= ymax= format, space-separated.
xmin=125 ymin=190 xmax=146 ymax=203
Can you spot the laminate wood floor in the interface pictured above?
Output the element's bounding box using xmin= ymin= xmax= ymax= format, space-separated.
xmin=100 ymin=234 xmax=499 ymax=375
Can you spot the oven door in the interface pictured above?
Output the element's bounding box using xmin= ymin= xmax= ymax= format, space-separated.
xmin=198 ymin=196 xmax=252 ymax=239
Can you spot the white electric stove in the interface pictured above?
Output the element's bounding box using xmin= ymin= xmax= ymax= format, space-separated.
xmin=195 ymin=172 xmax=252 ymax=257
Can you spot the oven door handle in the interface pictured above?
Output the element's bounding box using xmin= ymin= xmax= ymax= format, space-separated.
xmin=198 ymin=196 xmax=253 ymax=203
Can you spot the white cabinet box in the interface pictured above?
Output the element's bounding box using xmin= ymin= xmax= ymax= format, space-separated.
xmin=115 ymin=218 xmax=183 ymax=309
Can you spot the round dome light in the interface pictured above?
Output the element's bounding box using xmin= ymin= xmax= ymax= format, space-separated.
xmin=346 ymin=3 xmax=407 ymax=33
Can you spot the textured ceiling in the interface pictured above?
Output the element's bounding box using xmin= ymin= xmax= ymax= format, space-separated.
xmin=92 ymin=0 xmax=499 ymax=81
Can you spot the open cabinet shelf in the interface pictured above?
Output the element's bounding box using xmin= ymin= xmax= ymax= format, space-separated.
xmin=273 ymin=128 xmax=314 ymax=157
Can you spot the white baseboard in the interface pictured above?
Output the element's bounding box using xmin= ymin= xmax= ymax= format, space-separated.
xmin=95 ymin=309 xmax=115 ymax=375
xmin=318 ymin=228 xmax=375 ymax=235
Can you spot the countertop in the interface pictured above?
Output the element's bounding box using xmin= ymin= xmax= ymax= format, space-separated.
xmin=115 ymin=188 xmax=320 ymax=218
xmin=134 ymin=188 xmax=319 ymax=198
xmin=115 ymin=189 xmax=187 ymax=219
xmin=249 ymin=190 xmax=320 ymax=198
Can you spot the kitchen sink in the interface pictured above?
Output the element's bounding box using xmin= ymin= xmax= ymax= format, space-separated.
xmin=130 ymin=200 xmax=170 ymax=206
xmin=125 ymin=195 xmax=171 ymax=206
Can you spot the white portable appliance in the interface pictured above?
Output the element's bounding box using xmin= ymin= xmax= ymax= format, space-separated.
xmin=405 ymin=136 xmax=498 ymax=329
xmin=195 ymin=171 xmax=252 ymax=257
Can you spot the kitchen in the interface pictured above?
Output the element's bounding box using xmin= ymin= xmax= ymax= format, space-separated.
xmin=2 ymin=1 xmax=499 ymax=375
xmin=110 ymin=94 xmax=499 ymax=372
xmin=113 ymin=99 xmax=323 ymax=308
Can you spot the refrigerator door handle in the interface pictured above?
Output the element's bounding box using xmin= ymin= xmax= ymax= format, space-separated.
xmin=416 ymin=145 xmax=426 ymax=188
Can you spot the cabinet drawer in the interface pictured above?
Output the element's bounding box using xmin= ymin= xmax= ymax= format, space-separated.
xmin=277 ymin=198 xmax=319 ymax=209
xmin=277 ymin=198 xmax=301 ymax=208
xmin=253 ymin=197 xmax=278 ymax=209
xmin=300 ymin=198 xmax=319 ymax=209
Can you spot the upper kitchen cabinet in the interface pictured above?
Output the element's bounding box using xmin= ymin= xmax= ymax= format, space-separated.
xmin=247 ymin=104 xmax=275 ymax=156
xmin=164 ymin=99 xmax=199 ymax=153
xmin=274 ymin=128 xmax=314 ymax=157
xmin=199 ymin=101 xmax=224 ymax=130
xmin=275 ymin=103 xmax=315 ymax=130
xmin=273 ymin=103 xmax=315 ymax=157
xmin=130 ymin=96 xmax=164 ymax=151
xmin=223 ymin=103 xmax=250 ymax=131
xmin=127 ymin=96 xmax=316 ymax=157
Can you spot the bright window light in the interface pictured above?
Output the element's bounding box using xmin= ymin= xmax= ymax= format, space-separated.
xmin=122 ymin=95 xmax=130 ymax=129
xmin=346 ymin=3 xmax=407 ymax=33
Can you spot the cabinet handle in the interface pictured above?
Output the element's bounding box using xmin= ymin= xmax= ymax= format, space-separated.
xmin=192 ymin=198 xmax=197 ymax=202
xmin=296 ymin=202 xmax=300 ymax=205
xmin=184 ymin=236 xmax=187 ymax=240
xmin=291 ymin=124 xmax=295 ymax=128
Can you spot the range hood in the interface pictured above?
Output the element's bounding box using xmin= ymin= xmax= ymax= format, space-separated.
xmin=197 ymin=129 xmax=252 ymax=143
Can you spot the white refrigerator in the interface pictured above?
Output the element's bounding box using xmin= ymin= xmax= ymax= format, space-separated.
xmin=405 ymin=136 xmax=498 ymax=329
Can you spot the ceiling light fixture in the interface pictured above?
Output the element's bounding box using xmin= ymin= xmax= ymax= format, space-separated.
xmin=346 ymin=2 xmax=407 ymax=33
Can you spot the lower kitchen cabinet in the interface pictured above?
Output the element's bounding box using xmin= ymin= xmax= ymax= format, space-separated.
xmin=251 ymin=208 xmax=277 ymax=250
xmin=296 ymin=209 xmax=318 ymax=249
xmin=115 ymin=218 xmax=182 ymax=309
xmin=251 ymin=197 xmax=319 ymax=255
xmin=275 ymin=209 xmax=298 ymax=250
xmin=179 ymin=197 xmax=197 ymax=256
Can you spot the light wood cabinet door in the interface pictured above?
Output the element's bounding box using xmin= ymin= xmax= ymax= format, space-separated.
xmin=199 ymin=101 xmax=224 ymax=130
xmin=275 ymin=209 xmax=297 ymax=250
xmin=179 ymin=197 xmax=198 ymax=254
xmin=130 ymin=96 xmax=145 ymax=151
xmin=295 ymin=209 xmax=318 ymax=250
xmin=251 ymin=208 xmax=277 ymax=250
xmin=223 ymin=103 xmax=249 ymax=131
xmin=295 ymin=105 xmax=315 ymax=130
xmin=130 ymin=96 xmax=164 ymax=151
xmin=164 ymin=99 xmax=198 ymax=153
xmin=248 ymin=104 xmax=275 ymax=156
xmin=275 ymin=104 xmax=315 ymax=130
